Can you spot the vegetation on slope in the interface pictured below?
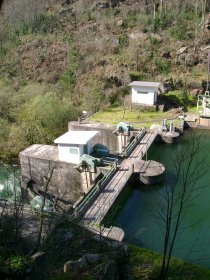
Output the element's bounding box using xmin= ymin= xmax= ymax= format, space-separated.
xmin=128 ymin=244 xmax=210 ymax=280
xmin=0 ymin=0 xmax=209 ymax=161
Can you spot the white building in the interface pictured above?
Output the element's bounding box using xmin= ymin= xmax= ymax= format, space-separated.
xmin=129 ymin=81 xmax=161 ymax=105
xmin=54 ymin=131 xmax=99 ymax=164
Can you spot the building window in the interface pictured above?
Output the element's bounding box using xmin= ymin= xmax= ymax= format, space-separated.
xmin=137 ymin=91 xmax=148 ymax=94
xmin=70 ymin=147 xmax=78 ymax=154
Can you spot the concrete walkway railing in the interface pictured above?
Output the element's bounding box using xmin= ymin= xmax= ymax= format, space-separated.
xmin=74 ymin=161 xmax=118 ymax=218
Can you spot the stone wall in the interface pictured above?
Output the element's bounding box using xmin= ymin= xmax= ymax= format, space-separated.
xmin=19 ymin=144 xmax=101 ymax=206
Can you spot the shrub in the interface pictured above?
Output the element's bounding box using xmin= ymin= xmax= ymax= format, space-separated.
xmin=170 ymin=25 xmax=188 ymax=40
xmin=119 ymin=33 xmax=129 ymax=48
xmin=14 ymin=14 xmax=58 ymax=36
xmin=153 ymin=58 xmax=171 ymax=74
xmin=129 ymin=71 xmax=142 ymax=82
xmin=0 ymin=254 xmax=29 ymax=278
xmin=149 ymin=12 xmax=174 ymax=32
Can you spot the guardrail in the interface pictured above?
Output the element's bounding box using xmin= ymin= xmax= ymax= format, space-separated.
xmin=78 ymin=109 xmax=97 ymax=124
xmin=119 ymin=127 xmax=147 ymax=158
xmin=73 ymin=160 xmax=118 ymax=218
xmin=92 ymin=163 xmax=134 ymax=227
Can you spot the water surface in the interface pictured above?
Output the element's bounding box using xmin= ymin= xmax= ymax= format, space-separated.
xmin=106 ymin=129 xmax=210 ymax=268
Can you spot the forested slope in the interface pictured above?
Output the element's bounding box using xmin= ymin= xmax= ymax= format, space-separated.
xmin=0 ymin=0 xmax=209 ymax=162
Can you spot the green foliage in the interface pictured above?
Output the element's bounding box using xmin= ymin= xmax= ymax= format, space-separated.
xmin=119 ymin=33 xmax=129 ymax=48
xmin=153 ymin=57 xmax=171 ymax=74
xmin=17 ymin=92 xmax=79 ymax=143
xmin=125 ymin=14 xmax=137 ymax=28
xmin=107 ymin=87 xmax=129 ymax=107
xmin=0 ymin=254 xmax=28 ymax=276
xmin=128 ymin=244 xmax=210 ymax=280
xmin=170 ymin=24 xmax=188 ymax=40
xmin=60 ymin=67 xmax=75 ymax=89
xmin=0 ymin=79 xmax=79 ymax=162
xmin=14 ymin=14 xmax=58 ymax=36
xmin=0 ymin=187 xmax=13 ymax=199
xmin=149 ymin=12 xmax=174 ymax=32
xmin=129 ymin=71 xmax=142 ymax=82
xmin=60 ymin=44 xmax=82 ymax=90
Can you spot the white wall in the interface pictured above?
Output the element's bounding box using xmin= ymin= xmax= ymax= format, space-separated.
xmin=58 ymin=141 xmax=95 ymax=164
xmin=58 ymin=144 xmax=84 ymax=164
xmin=131 ymin=86 xmax=158 ymax=105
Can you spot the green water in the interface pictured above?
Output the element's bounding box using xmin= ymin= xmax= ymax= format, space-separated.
xmin=0 ymin=164 xmax=20 ymax=199
xmin=106 ymin=129 xmax=210 ymax=268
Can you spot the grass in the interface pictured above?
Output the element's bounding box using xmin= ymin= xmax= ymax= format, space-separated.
xmin=90 ymin=107 xmax=182 ymax=128
xmin=128 ymin=244 xmax=210 ymax=280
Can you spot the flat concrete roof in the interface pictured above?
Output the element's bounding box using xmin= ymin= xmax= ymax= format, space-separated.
xmin=129 ymin=81 xmax=161 ymax=88
xmin=54 ymin=131 xmax=99 ymax=145
xmin=19 ymin=144 xmax=59 ymax=161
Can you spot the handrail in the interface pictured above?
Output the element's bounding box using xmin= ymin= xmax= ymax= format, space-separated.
xmin=119 ymin=127 xmax=147 ymax=158
xmin=73 ymin=160 xmax=118 ymax=218
xmin=91 ymin=163 xmax=134 ymax=226
xmin=78 ymin=109 xmax=97 ymax=124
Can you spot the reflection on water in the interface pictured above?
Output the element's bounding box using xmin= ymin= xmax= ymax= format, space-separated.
xmin=106 ymin=129 xmax=210 ymax=268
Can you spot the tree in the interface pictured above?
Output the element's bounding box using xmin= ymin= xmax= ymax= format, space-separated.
xmin=0 ymin=164 xmax=23 ymax=244
xmin=35 ymin=167 xmax=54 ymax=251
xmin=155 ymin=131 xmax=208 ymax=279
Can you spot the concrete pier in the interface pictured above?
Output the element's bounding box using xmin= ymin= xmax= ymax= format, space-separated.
xmin=134 ymin=160 xmax=165 ymax=185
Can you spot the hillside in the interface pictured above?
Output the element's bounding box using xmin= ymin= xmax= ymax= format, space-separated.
xmin=0 ymin=0 xmax=209 ymax=162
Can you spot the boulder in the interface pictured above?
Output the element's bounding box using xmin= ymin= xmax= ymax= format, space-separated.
xmin=64 ymin=258 xmax=86 ymax=275
xmin=116 ymin=19 xmax=124 ymax=27
xmin=150 ymin=33 xmax=162 ymax=42
xmin=129 ymin=31 xmax=147 ymax=41
xmin=64 ymin=253 xmax=106 ymax=276
xmin=176 ymin=46 xmax=188 ymax=55
xmin=31 ymin=251 xmax=46 ymax=261
xmin=185 ymin=53 xmax=199 ymax=67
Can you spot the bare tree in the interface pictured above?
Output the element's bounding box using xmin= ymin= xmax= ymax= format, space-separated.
xmin=155 ymin=131 xmax=208 ymax=279
xmin=35 ymin=167 xmax=54 ymax=251
xmin=0 ymin=164 xmax=23 ymax=244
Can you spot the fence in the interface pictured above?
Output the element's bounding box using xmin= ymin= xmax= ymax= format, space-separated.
xmin=91 ymin=163 xmax=134 ymax=227
xmin=119 ymin=127 xmax=147 ymax=158
xmin=78 ymin=109 xmax=97 ymax=124
xmin=74 ymin=160 xmax=118 ymax=218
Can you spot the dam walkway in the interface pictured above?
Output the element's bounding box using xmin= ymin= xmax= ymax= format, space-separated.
xmin=75 ymin=129 xmax=158 ymax=236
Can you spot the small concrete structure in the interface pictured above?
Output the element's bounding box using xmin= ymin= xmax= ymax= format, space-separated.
xmin=68 ymin=121 xmax=139 ymax=153
xmin=19 ymin=144 xmax=102 ymax=206
xmin=133 ymin=160 xmax=165 ymax=185
xmin=129 ymin=81 xmax=161 ymax=105
xmin=54 ymin=131 xmax=99 ymax=164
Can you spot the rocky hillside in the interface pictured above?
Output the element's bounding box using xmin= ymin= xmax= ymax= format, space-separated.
xmin=0 ymin=0 xmax=209 ymax=161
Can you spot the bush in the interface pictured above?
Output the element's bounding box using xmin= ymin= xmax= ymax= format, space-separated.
xmin=119 ymin=33 xmax=129 ymax=48
xmin=14 ymin=14 xmax=58 ymax=36
xmin=0 ymin=254 xmax=29 ymax=278
xmin=129 ymin=71 xmax=142 ymax=82
xmin=170 ymin=24 xmax=188 ymax=40
xmin=149 ymin=12 xmax=174 ymax=31
xmin=153 ymin=58 xmax=171 ymax=74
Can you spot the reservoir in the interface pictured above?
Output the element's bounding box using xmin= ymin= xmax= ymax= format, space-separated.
xmin=106 ymin=128 xmax=210 ymax=268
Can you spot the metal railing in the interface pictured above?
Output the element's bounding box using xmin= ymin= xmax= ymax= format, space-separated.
xmin=78 ymin=109 xmax=97 ymax=124
xmin=74 ymin=160 xmax=118 ymax=218
xmin=119 ymin=127 xmax=147 ymax=158
xmin=91 ymin=163 xmax=134 ymax=227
